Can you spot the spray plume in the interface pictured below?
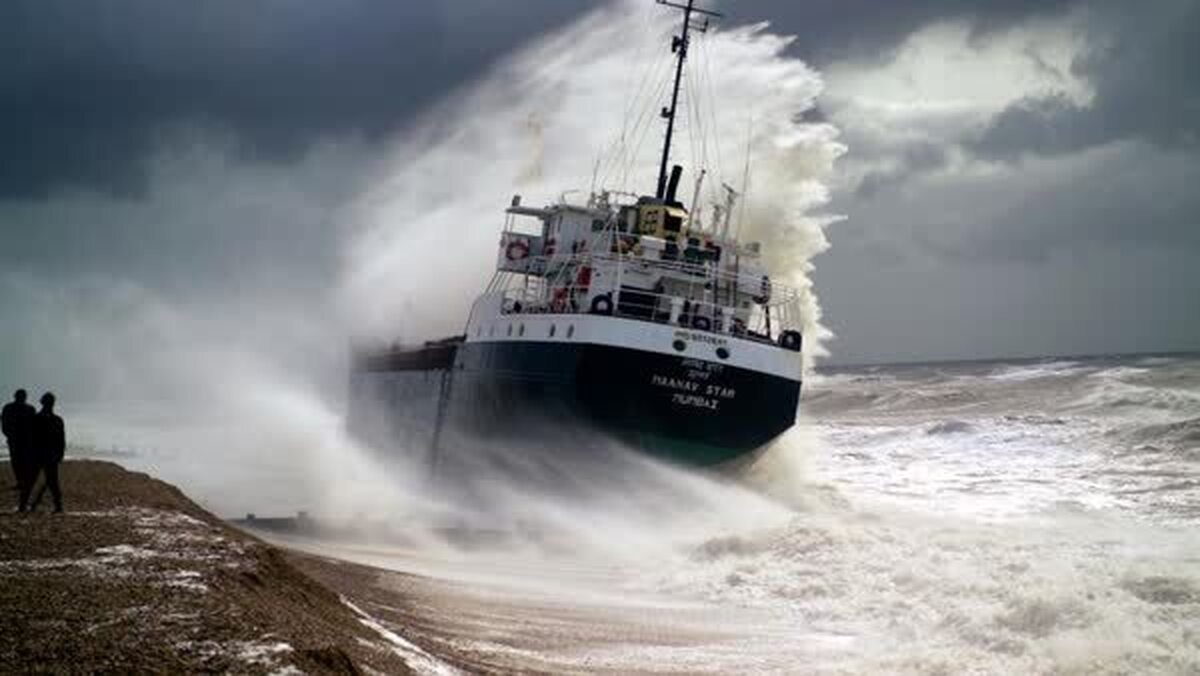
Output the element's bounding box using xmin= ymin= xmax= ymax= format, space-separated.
xmin=14 ymin=0 xmax=843 ymax=557
xmin=318 ymin=0 xmax=848 ymax=555
xmin=340 ymin=0 xmax=844 ymax=369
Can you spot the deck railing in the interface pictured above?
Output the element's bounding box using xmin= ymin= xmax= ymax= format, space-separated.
xmin=489 ymin=252 xmax=803 ymax=344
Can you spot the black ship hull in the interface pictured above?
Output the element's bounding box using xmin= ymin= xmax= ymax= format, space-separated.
xmin=348 ymin=338 xmax=801 ymax=469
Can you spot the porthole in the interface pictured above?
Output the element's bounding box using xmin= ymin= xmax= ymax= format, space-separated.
xmin=567 ymin=325 xmax=575 ymax=339
xmin=673 ymin=339 xmax=687 ymax=352
xmin=507 ymin=324 xmax=514 ymax=337
xmin=518 ymin=324 xmax=525 ymax=337
xmin=549 ymin=324 xmax=557 ymax=338
xmin=716 ymin=347 xmax=730 ymax=360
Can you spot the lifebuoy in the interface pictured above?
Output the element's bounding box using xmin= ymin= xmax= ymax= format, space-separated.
xmin=505 ymin=239 xmax=530 ymax=261
xmin=691 ymin=315 xmax=712 ymax=331
xmin=590 ymin=293 xmax=614 ymax=316
xmin=779 ymin=330 xmax=802 ymax=352
xmin=753 ymin=275 xmax=772 ymax=305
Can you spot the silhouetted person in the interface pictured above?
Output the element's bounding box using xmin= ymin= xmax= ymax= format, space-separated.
xmin=2 ymin=389 xmax=35 ymax=506
xmin=26 ymin=392 xmax=65 ymax=513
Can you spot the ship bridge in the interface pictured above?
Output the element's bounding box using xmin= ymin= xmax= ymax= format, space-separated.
xmin=481 ymin=214 xmax=803 ymax=354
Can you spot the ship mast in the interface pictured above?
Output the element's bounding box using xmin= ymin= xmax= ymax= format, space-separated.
xmin=654 ymin=0 xmax=722 ymax=201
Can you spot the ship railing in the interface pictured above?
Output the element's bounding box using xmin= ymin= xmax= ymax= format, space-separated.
xmin=490 ymin=253 xmax=803 ymax=345
xmin=583 ymin=252 xmax=803 ymax=305
xmin=514 ymin=251 xmax=803 ymax=304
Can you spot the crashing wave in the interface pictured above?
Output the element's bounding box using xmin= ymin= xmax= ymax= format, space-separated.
xmin=1120 ymin=417 xmax=1200 ymax=451
xmin=926 ymin=420 xmax=975 ymax=436
xmin=1070 ymin=380 xmax=1200 ymax=417
xmin=987 ymin=361 xmax=1084 ymax=382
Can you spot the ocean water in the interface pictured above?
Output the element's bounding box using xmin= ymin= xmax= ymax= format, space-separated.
xmin=652 ymin=352 xmax=1200 ymax=673
xmin=61 ymin=352 xmax=1200 ymax=673
xmin=806 ymin=353 xmax=1200 ymax=523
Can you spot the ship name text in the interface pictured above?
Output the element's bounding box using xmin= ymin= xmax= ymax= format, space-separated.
xmin=651 ymin=373 xmax=737 ymax=411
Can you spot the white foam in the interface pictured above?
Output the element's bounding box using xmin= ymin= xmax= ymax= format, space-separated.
xmin=342 ymin=598 xmax=459 ymax=676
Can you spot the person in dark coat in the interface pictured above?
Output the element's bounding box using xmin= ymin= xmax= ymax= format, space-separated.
xmin=26 ymin=392 xmax=66 ymax=513
xmin=2 ymin=389 xmax=35 ymax=503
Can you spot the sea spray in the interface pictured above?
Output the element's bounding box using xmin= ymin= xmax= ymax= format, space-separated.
xmin=46 ymin=0 xmax=844 ymax=555
xmin=326 ymin=0 xmax=846 ymax=545
xmin=340 ymin=0 xmax=844 ymax=370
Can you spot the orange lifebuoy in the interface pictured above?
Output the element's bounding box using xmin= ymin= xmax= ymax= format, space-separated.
xmin=505 ymin=239 xmax=530 ymax=261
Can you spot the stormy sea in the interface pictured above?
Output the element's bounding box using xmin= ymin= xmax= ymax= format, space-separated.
xmin=30 ymin=5 xmax=1197 ymax=670
xmin=67 ymin=352 xmax=1200 ymax=674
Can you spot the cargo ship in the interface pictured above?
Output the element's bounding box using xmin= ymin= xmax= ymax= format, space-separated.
xmin=348 ymin=0 xmax=805 ymax=471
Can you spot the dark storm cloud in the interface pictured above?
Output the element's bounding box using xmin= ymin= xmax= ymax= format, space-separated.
xmin=0 ymin=0 xmax=593 ymax=199
xmin=0 ymin=0 xmax=1105 ymax=200
xmin=740 ymin=0 xmax=1199 ymax=184
xmin=852 ymin=141 xmax=949 ymax=199
xmin=726 ymin=0 xmax=1092 ymax=200
xmin=974 ymin=0 xmax=1200 ymax=159
xmin=2 ymin=0 xmax=1196 ymax=367
xmin=757 ymin=0 xmax=1200 ymax=360
xmin=728 ymin=0 xmax=1078 ymax=63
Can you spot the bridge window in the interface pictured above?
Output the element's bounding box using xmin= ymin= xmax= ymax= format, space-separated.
xmin=549 ymin=324 xmax=557 ymax=338
xmin=518 ymin=324 xmax=525 ymax=337
xmin=567 ymin=325 xmax=575 ymax=339
xmin=507 ymin=324 xmax=514 ymax=337
xmin=664 ymin=213 xmax=683 ymax=233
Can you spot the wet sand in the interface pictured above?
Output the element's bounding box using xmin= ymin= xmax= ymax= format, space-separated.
xmin=1 ymin=459 xmax=812 ymax=674
xmin=273 ymin=534 xmax=844 ymax=675
xmin=292 ymin=549 xmax=741 ymax=674
xmin=0 ymin=460 xmax=431 ymax=674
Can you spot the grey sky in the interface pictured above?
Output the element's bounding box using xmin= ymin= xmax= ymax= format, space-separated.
xmin=803 ymin=0 xmax=1200 ymax=362
xmin=0 ymin=0 xmax=1197 ymax=382
xmin=0 ymin=0 xmax=589 ymax=199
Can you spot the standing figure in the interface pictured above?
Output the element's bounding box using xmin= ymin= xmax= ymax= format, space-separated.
xmin=2 ymin=389 xmax=35 ymax=508
xmin=28 ymin=392 xmax=66 ymax=513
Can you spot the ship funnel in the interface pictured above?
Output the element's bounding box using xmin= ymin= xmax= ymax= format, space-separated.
xmin=665 ymin=164 xmax=684 ymax=205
